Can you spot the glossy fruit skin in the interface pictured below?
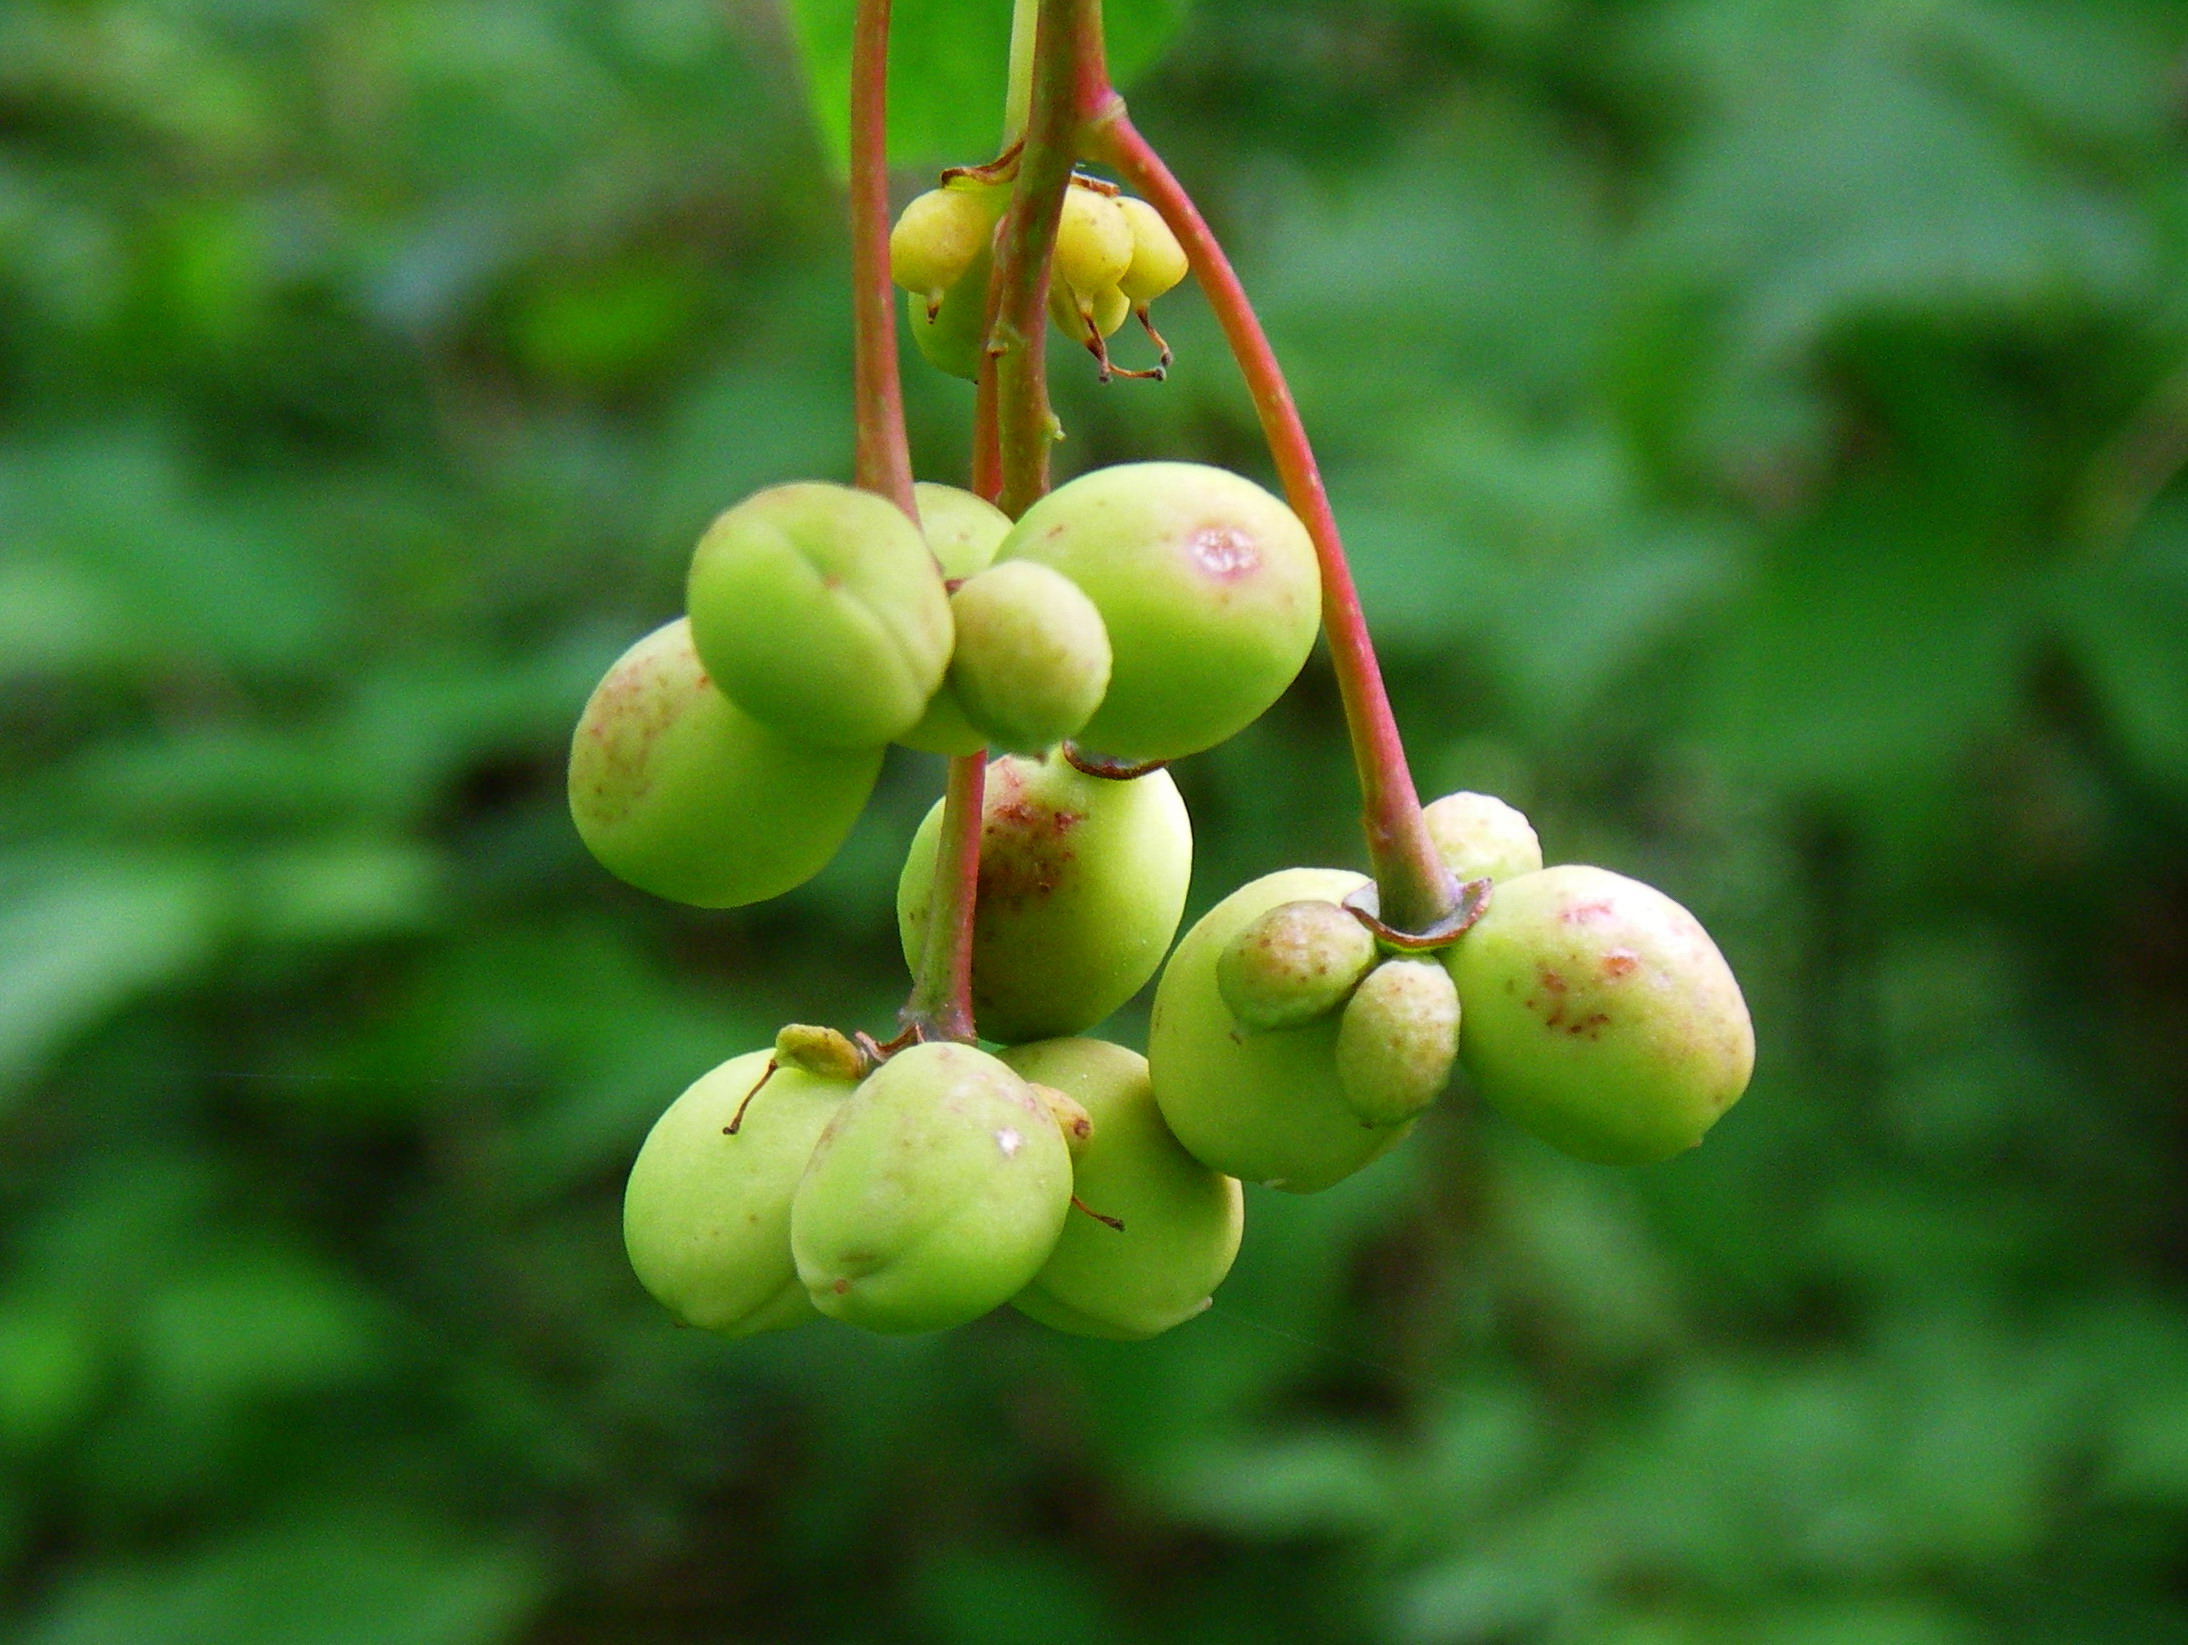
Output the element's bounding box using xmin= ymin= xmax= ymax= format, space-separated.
xmin=1053 ymin=186 xmax=1132 ymax=302
xmin=909 ymin=241 xmax=991 ymax=381
xmin=1151 ymin=868 xmax=1416 ymax=1192
xmin=915 ymin=481 xmax=1012 ymax=581
xmin=791 ymin=1042 xmax=1071 ymax=1334
xmin=1004 ymin=1038 xmax=1243 ymax=1340
xmin=1117 ymin=197 xmax=1188 ymax=303
xmin=947 ymin=561 xmax=1111 ymax=754
xmin=1335 ymin=959 xmax=1461 ymax=1127
xmin=623 ymin=1050 xmax=851 ymax=1336
xmin=1445 ymin=865 xmax=1754 ymax=1165
xmin=569 ymin=619 xmax=882 ymax=907
xmin=1423 ymin=790 xmax=1542 ymax=884
xmin=687 ymin=482 xmax=952 ymax=748
xmin=897 ymin=752 xmax=1192 ymax=1044
xmin=1217 ymin=898 xmax=1378 ymax=1032
xmin=998 ymin=463 xmax=1321 ymax=762
xmin=890 ymin=184 xmax=1002 ymax=311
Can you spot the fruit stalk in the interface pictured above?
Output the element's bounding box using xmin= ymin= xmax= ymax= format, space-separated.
xmin=849 ymin=0 xmax=917 ymax=517
xmin=1089 ymin=115 xmax=1457 ymax=934
xmin=902 ymin=750 xmax=987 ymax=1042
xmin=987 ymin=0 xmax=1106 ymax=518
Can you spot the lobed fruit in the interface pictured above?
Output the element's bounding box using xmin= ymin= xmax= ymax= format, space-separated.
xmin=1004 ymin=1038 xmax=1243 ymax=1340
xmin=1117 ymin=197 xmax=1188 ymax=304
xmin=909 ymin=240 xmax=993 ymax=381
xmin=1423 ymin=790 xmax=1542 ymax=884
xmin=1053 ymin=185 xmax=1133 ymax=305
xmin=1048 ymin=278 xmax=1129 ymax=347
xmin=1217 ymin=898 xmax=1378 ymax=1033
xmin=890 ymin=184 xmax=1003 ymax=313
xmin=946 ymin=561 xmax=1112 ymax=754
xmin=1335 ymin=958 xmax=1461 ymax=1128
xmin=790 ymin=1041 xmax=1071 ymax=1334
xmin=623 ymin=1050 xmax=852 ymax=1336
xmin=897 ymin=752 xmax=1192 ymax=1044
xmin=1151 ymin=868 xmax=1415 ymax=1192
xmin=998 ymin=462 xmax=1321 ymax=761
xmin=915 ymin=481 xmax=1012 ymax=581
xmin=687 ymin=482 xmax=953 ymax=748
xmin=569 ymin=618 xmax=882 ymax=907
xmin=1445 ymin=865 xmax=1754 ymax=1165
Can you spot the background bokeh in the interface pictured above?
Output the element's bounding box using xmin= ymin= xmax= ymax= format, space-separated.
xmin=6 ymin=0 xmax=2188 ymax=1640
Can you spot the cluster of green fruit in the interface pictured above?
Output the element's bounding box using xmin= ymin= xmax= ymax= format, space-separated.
xmin=892 ymin=171 xmax=1188 ymax=379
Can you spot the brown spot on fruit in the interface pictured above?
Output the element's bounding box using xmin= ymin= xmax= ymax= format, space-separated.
xmin=832 ymin=1278 xmax=850 ymax=1295
xmin=1601 ymin=948 xmax=1639 ymax=979
xmin=1561 ymin=900 xmax=1616 ymax=924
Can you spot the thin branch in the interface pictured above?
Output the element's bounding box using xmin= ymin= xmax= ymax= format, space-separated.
xmin=1090 ymin=112 xmax=1456 ymax=933
xmin=850 ymin=0 xmax=916 ymax=516
xmin=902 ymin=753 xmax=987 ymax=1042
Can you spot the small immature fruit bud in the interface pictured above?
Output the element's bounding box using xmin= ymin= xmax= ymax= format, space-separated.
xmin=915 ymin=481 xmax=1012 ymax=581
xmin=1335 ymin=959 xmax=1461 ymax=1127
xmin=897 ymin=752 xmax=1193 ymax=1044
xmin=1116 ymin=197 xmax=1188 ymax=304
xmin=686 ymin=481 xmax=953 ymax=748
xmin=791 ymin=1042 xmax=1071 ymax=1334
xmin=1047 ymin=279 xmax=1129 ymax=346
xmin=569 ymin=619 xmax=881 ymax=907
xmin=1005 ymin=1038 xmax=1243 ymax=1340
xmin=908 ymin=241 xmax=992 ymax=381
xmin=889 ymin=184 xmax=1002 ymax=313
xmin=623 ymin=1050 xmax=851 ymax=1336
xmin=1445 ymin=865 xmax=1754 ymax=1166
xmin=947 ymin=561 xmax=1112 ymax=754
xmin=1423 ymin=790 xmax=1542 ymax=884
xmin=997 ymin=463 xmax=1321 ymax=762
xmin=1217 ymin=899 xmax=1378 ymax=1032
xmin=1150 ymin=868 xmax=1416 ymax=1193
xmin=1030 ymin=1082 xmax=1094 ymax=1154
xmin=774 ymin=1023 xmax=870 ymax=1083
xmin=1053 ymin=185 xmax=1133 ymax=305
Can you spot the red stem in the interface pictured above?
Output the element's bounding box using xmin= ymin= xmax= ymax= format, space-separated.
xmin=1090 ymin=113 xmax=1455 ymax=932
xmin=903 ymin=753 xmax=987 ymax=1041
xmin=849 ymin=0 xmax=916 ymax=516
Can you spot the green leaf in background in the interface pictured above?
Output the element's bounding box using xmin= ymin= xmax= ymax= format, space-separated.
xmin=785 ymin=0 xmax=1187 ymax=170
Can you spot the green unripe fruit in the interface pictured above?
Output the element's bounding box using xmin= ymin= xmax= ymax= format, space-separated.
xmin=1151 ymin=868 xmax=1415 ymax=1192
xmin=791 ymin=1042 xmax=1071 ymax=1334
xmin=909 ymin=241 xmax=992 ymax=381
xmin=897 ymin=752 xmax=1192 ymax=1044
xmin=889 ymin=184 xmax=1003 ymax=313
xmin=897 ymin=683 xmax=987 ymax=757
xmin=947 ymin=561 xmax=1112 ymax=754
xmin=1053 ymin=185 xmax=1133 ymax=305
xmin=1423 ymin=790 xmax=1543 ymax=884
xmin=1004 ymin=1038 xmax=1243 ymax=1340
xmin=1217 ymin=898 xmax=1378 ymax=1032
xmin=1446 ymin=865 xmax=1755 ymax=1165
xmin=998 ymin=463 xmax=1320 ymax=761
xmin=915 ymin=481 xmax=1011 ymax=581
xmin=1117 ymin=196 xmax=1188 ymax=304
xmin=1335 ymin=959 xmax=1461 ymax=1127
xmin=1048 ymin=279 xmax=1129 ymax=346
xmin=569 ymin=619 xmax=882 ymax=907
xmin=623 ymin=1050 xmax=851 ymax=1335
xmin=687 ymin=482 xmax=953 ymax=748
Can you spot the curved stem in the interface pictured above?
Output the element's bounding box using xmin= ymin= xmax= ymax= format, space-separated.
xmin=850 ymin=0 xmax=916 ymax=516
xmin=1090 ymin=113 xmax=1455 ymax=932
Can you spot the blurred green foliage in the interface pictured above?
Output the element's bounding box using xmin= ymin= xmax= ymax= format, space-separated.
xmin=5 ymin=0 xmax=2188 ymax=1640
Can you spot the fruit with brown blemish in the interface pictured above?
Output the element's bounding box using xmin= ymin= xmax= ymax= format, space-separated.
xmin=1151 ymin=868 xmax=1417 ymax=1192
xmin=896 ymin=751 xmax=1192 ymax=1044
xmin=623 ymin=1049 xmax=852 ymax=1336
xmin=1423 ymin=790 xmax=1542 ymax=884
xmin=947 ymin=561 xmax=1112 ymax=754
xmin=1004 ymin=1038 xmax=1244 ymax=1340
xmin=1444 ymin=865 xmax=1754 ymax=1165
xmin=996 ymin=462 xmax=1321 ymax=761
xmin=1335 ymin=959 xmax=1461 ymax=1127
xmin=790 ymin=1041 xmax=1071 ymax=1334
xmin=1217 ymin=898 xmax=1378 ymax=1032
xmin=687 ymin=482 xmax=953 ymax=748
xmin=568 ymin=618 xmax=882 ymax=907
